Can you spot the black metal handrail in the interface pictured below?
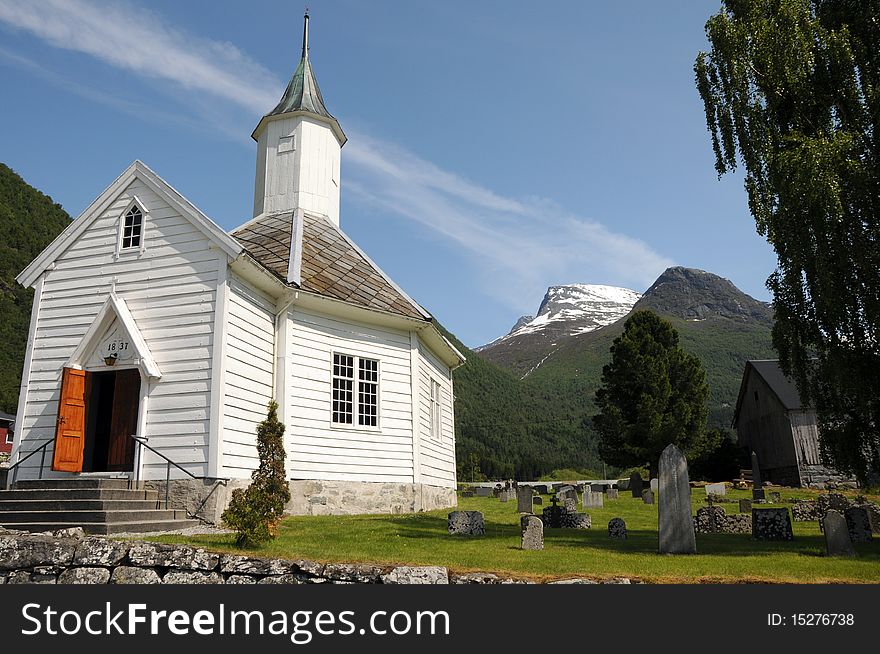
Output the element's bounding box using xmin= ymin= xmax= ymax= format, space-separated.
xmin=5 ymin=439 xmax=55 ymax=489
xmin=131 ymin=434 xmax=228 ymax=509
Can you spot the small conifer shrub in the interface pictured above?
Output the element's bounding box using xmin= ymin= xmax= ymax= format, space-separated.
xmin=222 ymin=400 xmax=291 ymax=546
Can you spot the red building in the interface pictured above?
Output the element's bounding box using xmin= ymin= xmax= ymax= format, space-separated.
xmin=0 ymin=411 xmax=14 ymax=455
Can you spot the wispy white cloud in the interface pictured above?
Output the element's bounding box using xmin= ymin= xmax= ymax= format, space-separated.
xmin=344 ymin=133 xmax=673 ymax=309
xmin=0 ymin=0 xmax=673 ymax=312
xmin=0 ymin=0 xmax=278 ymax=113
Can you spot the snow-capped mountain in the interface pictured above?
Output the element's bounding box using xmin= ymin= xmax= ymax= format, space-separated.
xmin=479 ymin=284 xmax=641 ymax=350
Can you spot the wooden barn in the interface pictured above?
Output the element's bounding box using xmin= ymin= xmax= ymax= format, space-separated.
xmin=7 ymin=15 xmax=464 ymax=521
xmin=732 ymin=359 xmax=851 ymax=488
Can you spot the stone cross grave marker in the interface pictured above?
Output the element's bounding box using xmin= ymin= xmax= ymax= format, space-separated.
xmin=630 ymin=472 xmax=644 ymax=498
xmin=751 ymin=451 xmax=765 ymax=500
xmin=517 ymin=486 xmax=534 ymax=513
xmin=521 ymin=515 xmax=544 ymax=550
xmin=823 ymin=510 xmax=856 ymax=557
xmin=658 ymin=443 xmax=697 ymax=554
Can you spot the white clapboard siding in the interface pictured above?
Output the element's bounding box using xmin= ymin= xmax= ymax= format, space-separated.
xmin=286 ymin=308 xmax=414 ymax=482
xmin=220 ymin=274 xmax=275 ymax=477
xmin=15 ymin=178 xmax=219 ymax=480
xmin=417 ymin=340 xmax=456 ymax=488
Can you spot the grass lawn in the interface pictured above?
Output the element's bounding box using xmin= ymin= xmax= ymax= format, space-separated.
xmin=153 ymin=486 xmax=880 ymax=584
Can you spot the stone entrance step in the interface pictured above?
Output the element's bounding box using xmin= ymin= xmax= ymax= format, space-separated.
xmin=0 ymin=478 xmax=201 ymax=535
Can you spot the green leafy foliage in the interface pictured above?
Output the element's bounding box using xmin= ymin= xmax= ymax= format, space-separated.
xmin=0 ymin=164 xmax=71 ymax=414
xmin=222 ymin=401 xmax=291 ymax=547
xmin=696 ymin=0 xmax=880 ymax=480
xmin=593 ymin=311 xmax=710 ymax=475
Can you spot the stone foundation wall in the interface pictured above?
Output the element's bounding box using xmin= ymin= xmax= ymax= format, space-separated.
xmin=284 ymin=480 xmax=457 ymax=516
xmin=0 ymin=527 xmax=637 ymax=585
xmin=143 ymin=478 xmax=249 ymax=525
xmin=145 ymin=479 xmax=456 ymax=523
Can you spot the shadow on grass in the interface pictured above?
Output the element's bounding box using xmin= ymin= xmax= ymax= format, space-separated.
xmin=369 ymin=512 xmax=880 ymax=560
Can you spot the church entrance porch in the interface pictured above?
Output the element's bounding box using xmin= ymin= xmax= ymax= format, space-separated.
xmin=51 ymin=367 xmax=141 ymax=474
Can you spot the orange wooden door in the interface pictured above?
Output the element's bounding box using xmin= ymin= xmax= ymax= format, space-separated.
xmin=52 ymin=368 xmax=88 ymax=472
xmin=106 ymin=369 xmax=140 ymax=471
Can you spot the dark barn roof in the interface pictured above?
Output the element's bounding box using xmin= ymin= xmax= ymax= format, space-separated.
xmin=733 ymin=359 xmax=809 ymax=426
xmin=232 ymin=211 xmax=429 ymax=321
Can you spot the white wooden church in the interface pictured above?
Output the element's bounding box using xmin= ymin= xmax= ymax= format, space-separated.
xmin=10 ymin=15 xmax=463 ymax=519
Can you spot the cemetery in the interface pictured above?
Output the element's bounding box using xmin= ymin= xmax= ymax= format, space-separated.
xmin=138 ymin=470 xmax=879 ymax=584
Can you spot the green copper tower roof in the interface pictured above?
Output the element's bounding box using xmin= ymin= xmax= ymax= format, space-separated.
xmin=254 ymin=13 xmax=346 ymax=144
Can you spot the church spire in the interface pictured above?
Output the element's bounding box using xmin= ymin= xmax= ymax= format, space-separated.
xmin=256 ymin=11 xmax=345 ymax=144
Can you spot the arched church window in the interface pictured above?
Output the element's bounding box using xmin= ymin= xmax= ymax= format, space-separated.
xmin=121 ymin=205 xmax=144 ymax=250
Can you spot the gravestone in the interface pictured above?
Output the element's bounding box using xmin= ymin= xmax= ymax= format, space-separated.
xmin=543 ymin=497 xmax=564 ymax=529
xmin=630 ymin=473 xmax=644 ymax=498
xmin=499 ymin=491 xmax=509 ymax=503
xmin=562 ymin=513 xmax=591 ymax=529
xmin=844 ymin=507 xmax=872 ymax=543
xmin=590 ymin=484 xmax=605 ymax=493
xmin=606 ymin=488 xmax=619 ymax=500
xmin=650 ymin=478 xmax=659 ymax=492
xmin=752 ymin=507 xmax=793 ymax=541
xmin=739 ymin=499 xmax=752 ymax=513
xmin=517 ymin=487 xmax=534 ymax=514
xmin=705 ymin=482 xmax=726 ymax=497
xmin=608 ymin=517 xmax=627 ymax=539
xmin=823 ymin=510 xmax=856 ymax=557
xmin=520 ymin=515 xmax=544 ymax=550
xmin=533 ymin=496 xmax=543 ymax=506
xmin=768 ymin=491 xmax=781 ymax=503
xmin=534 ymin=484 xmax=549 ymax=495
xmin=448 ymin=511 xmax=485 ymax=536
xmin=751 ymin=451 xmax=765 ymax=500
xmin=563 ymin=497 xmax=578 ymax=513
xmin=558 ymin=485 xmax=578 ymax=503
xmin=642 ymin=489 xmax=654 ymax=505
xmin=658 ymin=443 xmax=697 ymax=554
xmin=475 ymin=487 xmax=492 ymax=498
xmin=461 ymin=490 xmax=474 ymax=498
xmin=583 ymin=491 xmax=604 ymax=509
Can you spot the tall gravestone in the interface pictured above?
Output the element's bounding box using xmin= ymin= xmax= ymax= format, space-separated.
xmin=823 ymin=510 xmax=856 ymax=557
xmin=583 ymin=491 xmax=604 ymax=509
xmin=517 ymin=486 xmax=534 ymax=514
xmin=751 ymin=451 xmax=765 ymax=500
xmin=630 ymin=472 xmax=644 ymax=498
xmin=658 ymin=444 xmax=696 ymax=554
xmin=520 ymin=515 xmax=544 ymax=550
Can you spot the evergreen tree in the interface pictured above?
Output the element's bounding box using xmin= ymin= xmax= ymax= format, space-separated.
xmin=696 ymin=0 xmax=880 ymax=480
xmin=222 ymin=400 xmax=291 ymax=546
xmin=593 ymin=311 xmax=709 ymax=475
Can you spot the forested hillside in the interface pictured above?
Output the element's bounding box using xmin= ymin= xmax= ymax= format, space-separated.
xmin=0 ymin=164 xmax=71 ymax=414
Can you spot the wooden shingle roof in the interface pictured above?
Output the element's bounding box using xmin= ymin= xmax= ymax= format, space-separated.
xmin=232 ymin=211 xmax=429 ymax=321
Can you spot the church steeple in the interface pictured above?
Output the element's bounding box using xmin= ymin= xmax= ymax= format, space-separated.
xmin=252 ymin=13 xmax=345 ymax=223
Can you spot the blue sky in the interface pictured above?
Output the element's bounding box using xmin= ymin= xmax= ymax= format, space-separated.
xmin=0 ymin=0 xmax=775 ymax=348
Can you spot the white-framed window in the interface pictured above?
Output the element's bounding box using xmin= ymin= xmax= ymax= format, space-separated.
xmin=117 ymin=199 xmax=147 ymax=256
xmin=430 ymin=378 xmax=442 ymax=440
xmin=4 ymin=429 xmax=12 ymax=445
xmin=332 ymin=353 xmax=379 ymax=428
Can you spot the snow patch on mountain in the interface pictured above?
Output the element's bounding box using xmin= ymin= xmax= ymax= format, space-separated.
xmin=478 ymin=284 xmax=641 ymax=350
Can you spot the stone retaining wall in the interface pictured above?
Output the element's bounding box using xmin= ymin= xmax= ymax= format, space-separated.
xmin=0 ymin=527 xmax=633 ymax=585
